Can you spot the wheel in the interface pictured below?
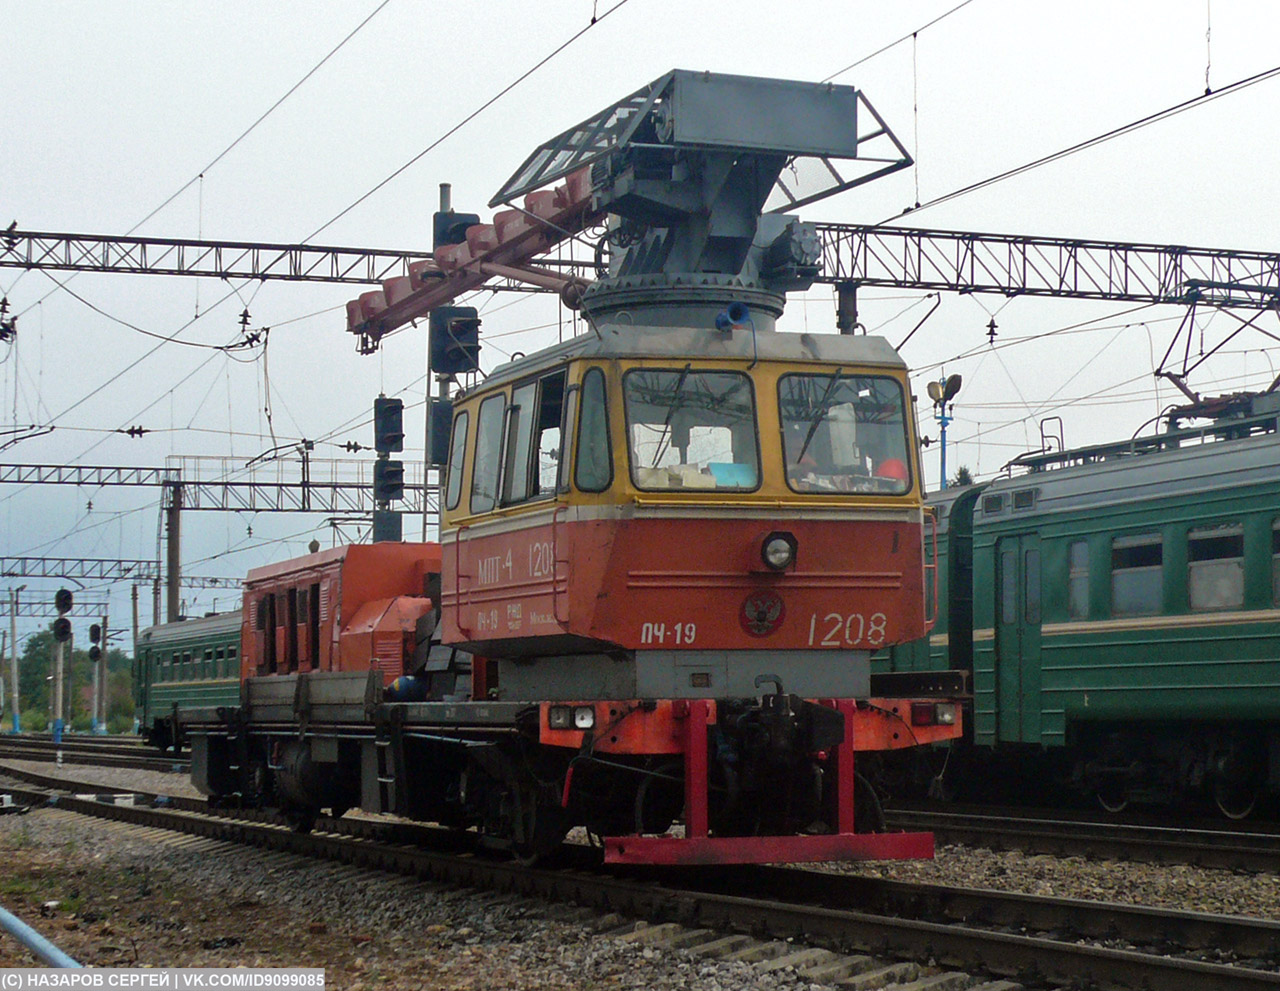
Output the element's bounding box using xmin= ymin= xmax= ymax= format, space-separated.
xmin=283 ymin=807 xmax=318 ymax=834
xmin=854 ymin=772 xmax=886 ymax=834
xmin=1212 ymin=777 xmax=1260 ymax=820
xmin=1096 ymin=783 xmax=1129 ymax=814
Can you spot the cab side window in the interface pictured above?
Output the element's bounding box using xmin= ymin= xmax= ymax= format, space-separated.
xmin=502 ymin=370 xmax=566 ymax=506
xmin=575 ymin=368 xmax=612 ymax=492
xmin=444 ymin=411 xmax=469 ymax=511
xmin=471 ymin=394 xmax=506 ymax=513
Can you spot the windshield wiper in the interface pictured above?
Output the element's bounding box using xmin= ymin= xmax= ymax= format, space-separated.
xmin=795 ymin=367 xmax=843 ymax=465
xmin=651 ymin=363 xmax=692 ymax=467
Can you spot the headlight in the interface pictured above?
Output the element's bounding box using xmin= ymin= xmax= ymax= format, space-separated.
xmin=573 ymin=705 xmax=596 ymax=730
xmin=548 ymin=705 xmax=572 ymax=730
xmin=911 ymin=702 xmax=958 ymax=727
xmin=761 ymin=531 xmax=798 ymax=571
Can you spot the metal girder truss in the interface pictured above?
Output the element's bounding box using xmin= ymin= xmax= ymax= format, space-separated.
xmin=20 ymin=223 xmax=1280 ymax=309
xmin=0 ymin=600 xmax=109 ymax=619
xmin=816 ymin=224 xmax=1280 ymax=308
xmin=0 ymin=558 xmax=235 ymax=590
xmin=0 ymin=230 xmax=583 ymax=288
xmin=0 ymin=230 xmax=429 ymax=285
xmin=0 ymin=458 xmax=435 ymax=515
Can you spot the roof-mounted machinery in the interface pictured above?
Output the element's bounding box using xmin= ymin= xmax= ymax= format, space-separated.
xmin=346 ymin=69 xmax=911 ymax=351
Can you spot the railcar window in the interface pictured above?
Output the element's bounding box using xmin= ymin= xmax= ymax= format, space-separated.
xmin=501 ymin=371 xmax=566 ymax=505
xmin=1000 ymin=549 xmax=1018 ymax=624
xmin=623 ymin=367 xmax=758 ymax=491
xmin=503 ymin=382 xmax=537 ymax=504
xmin=1111 ymin=533 xmax=1163 ymax=617
xmin=1188 ymin=524 xmax=1244 ymax=611
xmin=557 ymin=387 xmax=578 ymax=494
xmin=575 ymin=368 xmax=612 ymax=492
xmin=1274 ymin=521 xmax=1280 ymax=606
xmin=778 ymin=373 xmax=910 ymax=494
xmin=1024 ymin=549 xmax=1041 ymax=624
xmin=1068 ymin=540 xmax=1089 ymax=619
xmin=286 ymin=587 xmax=300 ymax=673
xmin=533 ymin=372 xmax=565 ymax=498
xmin=444 ymin=411 xmax=469 ymax=511
xmin=471 ymin=394 xmax=506 ymax=513
xmin=308 ymin=582 xmax=321 ymax=669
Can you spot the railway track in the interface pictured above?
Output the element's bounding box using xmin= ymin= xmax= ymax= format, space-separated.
xmin=885 ymin=805 xmax=1280 ymax=873
xmin=25 ymin=732 xmax=145 ymax=746
xmin=2 ymin=763 xmax=1277 ymax=990
xmin=0 ymin=738 xmax=187 ymax=774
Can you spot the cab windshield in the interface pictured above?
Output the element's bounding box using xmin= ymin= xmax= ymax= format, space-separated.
xmin=779 ymin=372 xmax=911 ymax=494
xmin=623 ymin=367 xmax=759 ymax=491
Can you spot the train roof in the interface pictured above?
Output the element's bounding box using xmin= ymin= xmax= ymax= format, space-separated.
xmin=977 ymin=422 xmax=1280 ymax=523
xmin=921 ymin=483 xmax=982 ymax=536
xmin=244 ymin=541 xmax=441 ymax=586
xmin=138 ymin=609 xmax=241 ymax=645
xmin=466 ymin=324 xmax=906 ymax=395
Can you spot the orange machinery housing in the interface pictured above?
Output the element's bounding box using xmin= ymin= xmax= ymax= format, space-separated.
xmin=241 ymin=543 xmax=441 ymax=684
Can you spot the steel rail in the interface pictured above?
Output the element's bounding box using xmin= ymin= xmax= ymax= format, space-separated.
xmin=2 ymin=766 xmax=1278 ymax=989
xmin=0 ymin=742 xmax=187 ymax=774
xmin=886 ymin=807 xmax=1280 ymax=873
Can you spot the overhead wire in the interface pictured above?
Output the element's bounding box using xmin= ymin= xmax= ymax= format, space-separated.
xmin=886 ymin=61 xmax=1280 ymax=223
xmin=2 ymin=6 xmax=398 ymax=568
xmin=302 ymin=0 xmax=636 ymax=243
xmin=9 ymin=1 xmax=394 ymax=317
xmin=822 ymin=0 xmax=979 ymax=83
xmin=36 ymin=270 xmax=257 ymax=351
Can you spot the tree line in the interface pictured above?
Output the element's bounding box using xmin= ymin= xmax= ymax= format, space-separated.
xmin=3 ymin=626 xmax=134 ymax=733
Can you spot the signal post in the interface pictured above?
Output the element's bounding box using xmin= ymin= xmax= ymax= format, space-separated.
xmin=52 ymin=588 xmax=72 ymax=742
xmin=90 ymin=618 xmax=107 ymax=734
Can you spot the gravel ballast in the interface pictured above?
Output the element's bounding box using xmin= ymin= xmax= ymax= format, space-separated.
xmin=2 ymin=759 xmax=1277 ymax=988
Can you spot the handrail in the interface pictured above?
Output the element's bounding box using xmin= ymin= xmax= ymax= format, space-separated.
xmin=923 ymin=508 xmax=939 ymax=632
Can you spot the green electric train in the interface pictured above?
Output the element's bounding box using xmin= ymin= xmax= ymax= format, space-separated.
xmin=878 ymin=394 xmax=1280 ymax=818
xmin=134 ymin=611 xmax=242 ymax=751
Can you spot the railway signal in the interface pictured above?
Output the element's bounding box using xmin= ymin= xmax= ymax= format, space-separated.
xmin=428 ymin=307 xmax=481 ymax=375
xmin=52 ymin=587 xmax=71 ymax=742
xmin=89 ymin=617 xmax=107 ymax=735
xmin=372 ymin=396 xmax=405 ymax=542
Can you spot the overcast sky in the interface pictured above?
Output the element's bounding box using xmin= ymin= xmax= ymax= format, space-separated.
xmin=3 ymin=0 xmax=1279 ymax=648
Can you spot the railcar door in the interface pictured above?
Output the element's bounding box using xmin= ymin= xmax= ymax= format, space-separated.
xmin=994 ymin=534 xmax=1042 ymax=743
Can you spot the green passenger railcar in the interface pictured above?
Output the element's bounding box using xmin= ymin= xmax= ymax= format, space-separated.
xmin=877 ymin=408 xmax=1280 ymax=817
xmin=135 ymin=611 xmax=242 ymax=751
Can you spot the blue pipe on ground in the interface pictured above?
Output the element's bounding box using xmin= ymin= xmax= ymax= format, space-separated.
xmin=0 ymin=903 xmax=82 ymax=967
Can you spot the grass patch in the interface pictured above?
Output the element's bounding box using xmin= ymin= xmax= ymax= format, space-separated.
xmin=58 ymin=893 xmax=85 ymax=915
xmin=0 ymin=876 xmax=40 ymax=898
xmin=1 ymin=823 xmax=37 ymax=850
